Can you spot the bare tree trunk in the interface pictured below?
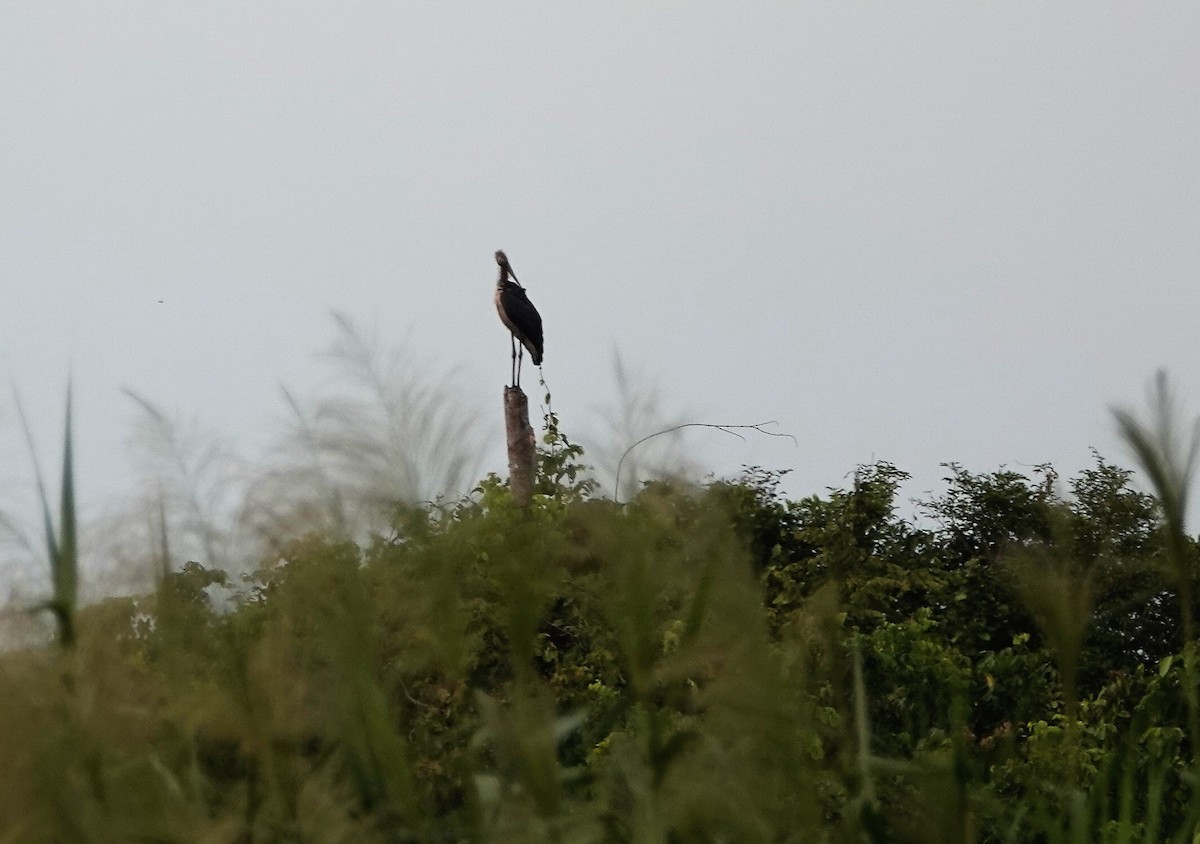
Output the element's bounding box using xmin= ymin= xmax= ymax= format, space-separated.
xmin=504 ymin=386 xmax=536 ymax=505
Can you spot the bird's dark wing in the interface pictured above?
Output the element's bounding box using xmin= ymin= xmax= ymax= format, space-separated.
xmin=499 ymin=282 xmax=544 ymax=365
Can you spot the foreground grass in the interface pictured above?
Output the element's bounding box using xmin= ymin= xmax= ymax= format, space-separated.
xmin=2 ymin=379 xmax=1200 ymax=841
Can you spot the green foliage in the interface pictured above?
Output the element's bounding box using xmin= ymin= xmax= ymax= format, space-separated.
xmin=6 ymin=392 xmax=1200 ymax=841
xmin=536 ymin=389 xmax=598 ymax=502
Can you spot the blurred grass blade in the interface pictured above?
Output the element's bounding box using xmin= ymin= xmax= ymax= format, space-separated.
xmin=1112 ymin=370 xmax=1199 ymax=541
xmin=59 ymin=385 xmax=77 ymax=621
xmin=1113 ymin=370 xmax=1200 ymax=766
xmin=156 ymin=485 xmax=171 ymax=581
xmin=13 ymin=382 xmax=77 ymax=648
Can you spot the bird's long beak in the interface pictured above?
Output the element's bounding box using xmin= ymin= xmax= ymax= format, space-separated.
xmin=496 ymin=251 xmax=519 ymax=283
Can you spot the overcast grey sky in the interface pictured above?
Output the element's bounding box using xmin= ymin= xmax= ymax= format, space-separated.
xmin=2 ymin=4 xmax=1199 ymax=573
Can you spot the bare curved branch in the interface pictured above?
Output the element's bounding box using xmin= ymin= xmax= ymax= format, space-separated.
xmin=614 ymin=421 xmax=797 ymax=503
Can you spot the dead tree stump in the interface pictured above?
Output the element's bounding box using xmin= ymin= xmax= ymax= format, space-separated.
xmin=504 ymin=386 xmax=537 ymax=505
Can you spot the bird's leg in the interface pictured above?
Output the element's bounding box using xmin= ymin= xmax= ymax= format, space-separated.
xmin=516 ymin=344 xmax=524 ymax=387
xmin=510 ymin=334 xmax=518 ymax=386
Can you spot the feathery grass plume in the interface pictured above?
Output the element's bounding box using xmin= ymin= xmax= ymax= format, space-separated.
xmin=243 ymin=312 xmax=486 ymax=542
xmin=1112 ymin=370 xmax=1200 ymax=773
xmin=586 ymin=352 xmax=697 ymax=501
xmin=14 ymin=384 xmax=77 ymax=649
xmin=122 ymin=390 xmax=247 ymax=578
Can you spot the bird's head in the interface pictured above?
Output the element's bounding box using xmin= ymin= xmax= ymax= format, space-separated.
xmin=494 ymin=250 xmax=509 ymax=268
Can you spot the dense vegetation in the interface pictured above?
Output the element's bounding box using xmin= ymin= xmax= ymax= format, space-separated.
xmin=3 ymin=387 xmax=1200 ymax=842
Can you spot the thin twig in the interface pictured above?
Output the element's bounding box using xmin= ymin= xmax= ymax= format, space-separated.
xmin=614 ymin=420 xmax=797 ymax=503
xmin=396 ymin=676 xmax=439 ymax=711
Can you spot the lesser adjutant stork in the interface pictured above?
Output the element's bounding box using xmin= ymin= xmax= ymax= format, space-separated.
xmin=494 ymin=250 xmax=543 ymax=387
